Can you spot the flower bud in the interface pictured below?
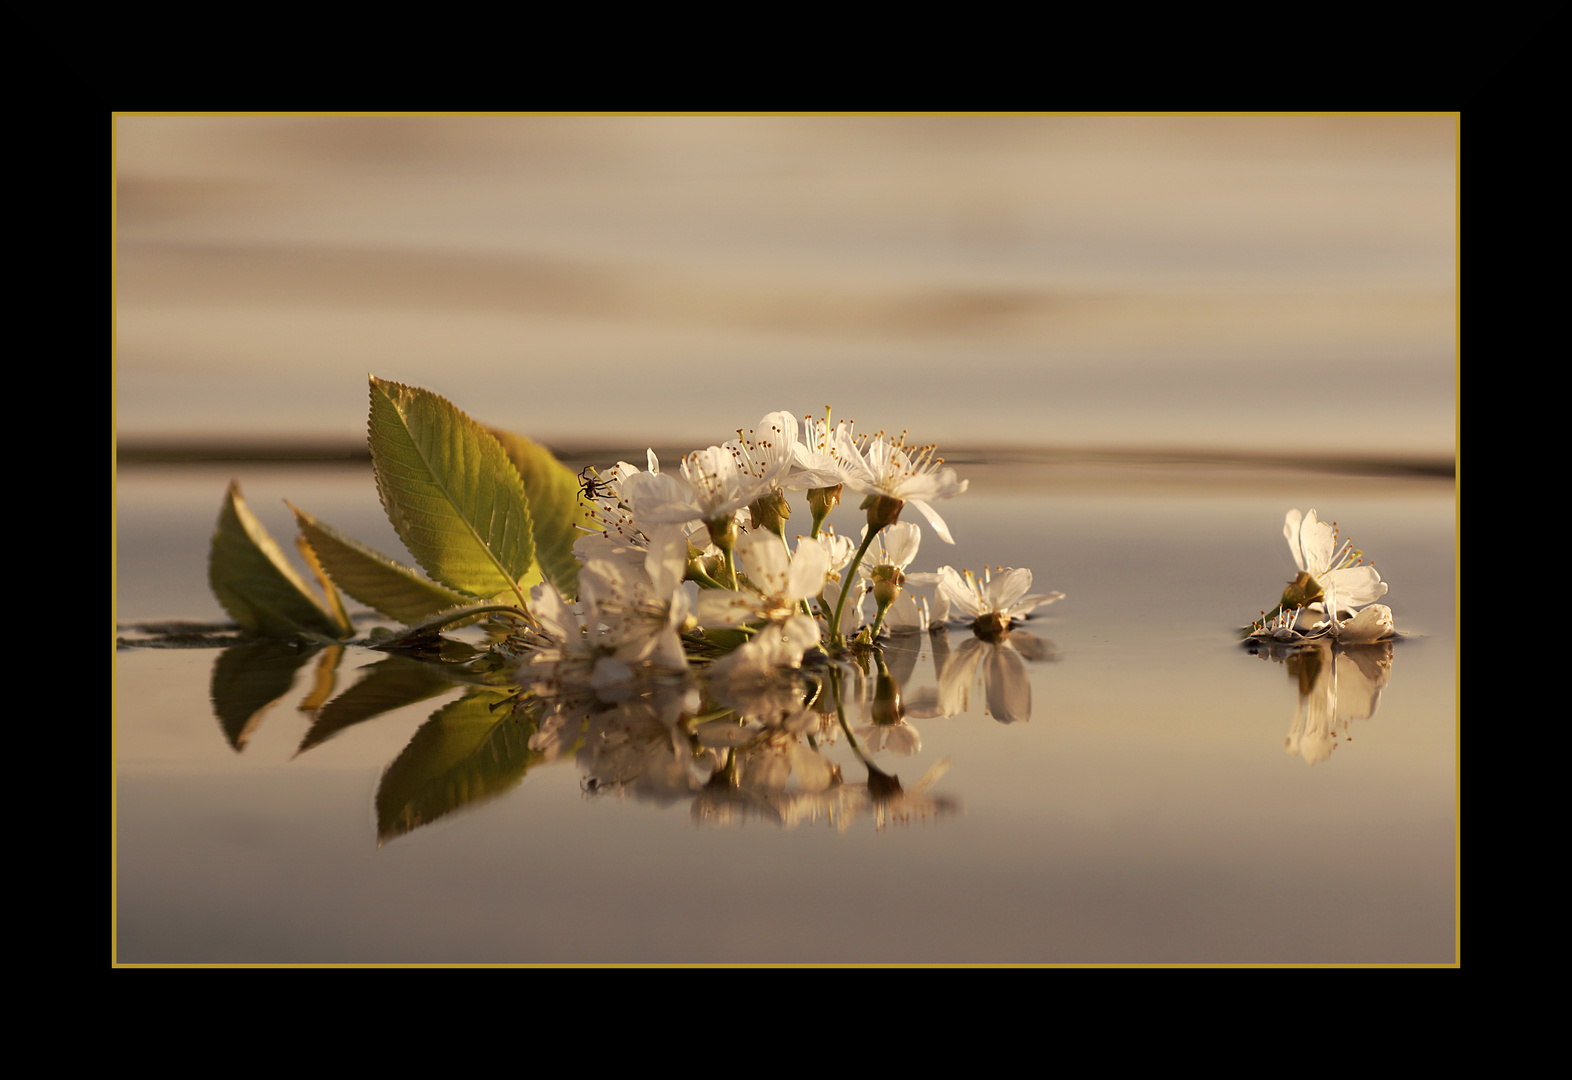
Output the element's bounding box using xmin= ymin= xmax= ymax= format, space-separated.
xmin=1280 ymin=570 xmax=1324 ymax=610
xmin=747 ymin=490 xmax=792 ymax=536
xmin=861 ymin=494 xmax=905 ymax=532
xmin=808 ymin=485 xmax=842 ymax=533
xmin=706 ymin=513 xmax=739 ymax=553
xmin=971 ymin=611 xmax=1010 ymax=642
xmin=871 ymin=564 xmax=903 ymax=610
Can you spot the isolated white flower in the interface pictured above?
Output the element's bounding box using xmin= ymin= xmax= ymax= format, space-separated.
xmin=1283 ymin=509 xmax=1387 ymax=614
xmin=935 ymin=566 xmax=1063 ymax=636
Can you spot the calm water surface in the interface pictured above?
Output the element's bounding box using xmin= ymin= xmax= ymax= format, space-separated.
xmin=114 ymin=461 xmax=1456 ymax=963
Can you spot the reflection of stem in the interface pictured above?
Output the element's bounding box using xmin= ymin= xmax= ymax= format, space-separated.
xmin=830 ymin=666 xmax=902 ymax=795
xmin=829 ymin=666 xmax=870 ymax=768
xmin=829 ymin=528 xmax=879 ymax=646
xmin=802 ymin=674 xmax=824 ymax=711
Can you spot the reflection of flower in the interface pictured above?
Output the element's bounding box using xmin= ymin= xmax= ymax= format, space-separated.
xmin=938 ymin=634 xmax=1039 ymax=724
xmin=853 ymin=653 xmax=921 ymax=756
xmin=1269 ymin=640 xmax=1394 ymax=765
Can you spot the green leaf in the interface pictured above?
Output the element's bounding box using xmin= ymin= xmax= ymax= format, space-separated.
xmin=367 ymin=377 xmax=536 ymax=604
xmin=375 ymin=688 xmax=543 ymax=843
xmin=486 ymin=427 xmax=597 ymax=601
xmin=208 ymin=480 xmax=352 ymax=639
xmin=210 ymin=640 xmax=321 ymax=751
xmin=297 ymin=655 xmax=459 ymax=755
xmin=290 ymin=502 xmax=476 ymax=626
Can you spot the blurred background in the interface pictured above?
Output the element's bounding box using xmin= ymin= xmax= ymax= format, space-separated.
xmin=114 ymin=114 xmax=1456 ymax=463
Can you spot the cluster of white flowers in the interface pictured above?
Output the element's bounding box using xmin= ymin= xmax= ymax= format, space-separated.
xmin=519 ymin=409 xmax=1063 ymax=698
xmin=1249 ymin=509 xmax=1395 ymax=644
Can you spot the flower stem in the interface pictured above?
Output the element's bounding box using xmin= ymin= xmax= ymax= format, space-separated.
xmin=688 ymin=566 xmax=728 ymax=590
xmin=829 ymin=527 xmax=880 ymax=647
xmin=868 ymin=603 xmax=890 ymax=642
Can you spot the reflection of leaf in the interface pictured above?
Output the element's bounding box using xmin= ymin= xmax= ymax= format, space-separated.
xmin=376 ymin=689 xmax=541 ymax=843
xmin=210 ymin=640 xmax=320 ymax=751
xmin=487 ymin=427 xmax=596 ymax=601
xmin=367 ymin=377 xmax=537 ymax=602
xmin=208 ymin=480 xmax=352 ymax=639
xmin=290 ymin=503 xmax=475 ymax=625
xmin=296 ymin=645 xmax=345 ymax=715
xmin=298 ymin=655 xmax=459 ymax=754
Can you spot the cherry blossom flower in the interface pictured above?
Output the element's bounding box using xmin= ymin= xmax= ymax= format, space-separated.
xmin=696 ymin=530 xmax=830 ymax=630
xmin=935 ymin=565 xmax=1063 ymax=639
xmin=838 ymin=431 xmax=968 ymax=543
xmin=1282 ymin=509 xmax=1387 ymax=615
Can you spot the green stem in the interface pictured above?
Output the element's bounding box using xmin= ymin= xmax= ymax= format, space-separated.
xmin=688 ymin=566 xmax=728 ymax=590
xmin=724 ymin=547 xmax=739 ymax=591
xmin=829 ymin=528 xmax=879 ymax=646
xmin=868 ymin=602 xmax=890 ymax=642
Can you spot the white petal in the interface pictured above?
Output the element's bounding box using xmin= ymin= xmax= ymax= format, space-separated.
xmin=645 ymin=524 xmax=689 ymax=599
xmin=786 ymin=535 xmax=830 ymax=600
xmin=936 ymin=566 xmax=982 ymax=619
xmin=907 ymin=499 xmax=955 ymax=544
xmin=1283 ymin=509 xmax=1306 ymax=571
xmin=736 ymin=530 xmax=791 ymax=597
xmin=882 ymin=521 xmax=922 ymax=569
xmin=1009 ymin=591 xmax=1064 ymax=619
xmin=989 ymin=567 xmax=1034 ymax=613
xmin=1299 ymin=509 xmax=1335 ymax=577
xmin=1324 ymin=565 xmax=1387 ymax=610
xmin=1337 ymin=604 xmax=1394 ymax=644
xmin=697 ymin=590 xmax=761 ymax=628
xmin=529 ymin=581 xmax=579 ymax=642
